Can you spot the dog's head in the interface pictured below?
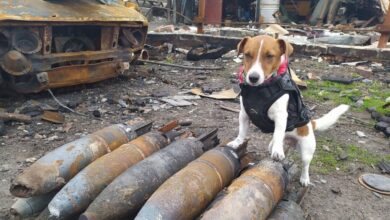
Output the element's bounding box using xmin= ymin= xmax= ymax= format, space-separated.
xmin=237 ymin=35 xmax=293 ymax=86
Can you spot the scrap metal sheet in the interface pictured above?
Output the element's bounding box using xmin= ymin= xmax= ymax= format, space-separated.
xmin=0 ymin=0 xmax=148 ymax=24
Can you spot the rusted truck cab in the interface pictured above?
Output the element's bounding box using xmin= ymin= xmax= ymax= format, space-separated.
xmin=0 ymin=0 xmax=148 ymax=93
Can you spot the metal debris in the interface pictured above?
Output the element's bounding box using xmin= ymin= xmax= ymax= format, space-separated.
xmin=0 ymin=112 xmax=32 ymax=123
xmin=0 ymin=0 xmax=148 ymax=93
xmin=160 ymin=97 xmax=193 ymax=107
xmin=41 ymin=111 xmax=65 ymax=124
xmin=191 ymin=88 xmax=239 ymax=100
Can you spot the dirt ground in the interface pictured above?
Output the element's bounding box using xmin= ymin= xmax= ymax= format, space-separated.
xmin=0 ymin=53 xmax=389 ymax=220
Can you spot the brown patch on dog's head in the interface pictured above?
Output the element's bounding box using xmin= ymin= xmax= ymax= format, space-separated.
xmin=277 ymin=39 xmax=293 ymax=59
xmin=297 ymin=125 xmax=309 ymax=137
xmin=237 ymin=37 xmax=250 ymax=56
xmin=237 ymin=35 xmax=294 ymax=83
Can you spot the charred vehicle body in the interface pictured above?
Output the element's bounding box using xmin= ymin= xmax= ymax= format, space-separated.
xmin=0 ymin=0 xmax=148 ymax=93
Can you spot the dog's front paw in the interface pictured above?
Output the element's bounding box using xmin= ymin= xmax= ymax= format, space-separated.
xmin=300 ymin=176 xmax=311 ymax=187
xmin=268 ymin=139 xmax=274 ymax=152
xmin=227 ymin=138 xmax=244 ymax=149
xmin=270 ymin=143 xmax=285 ymax=161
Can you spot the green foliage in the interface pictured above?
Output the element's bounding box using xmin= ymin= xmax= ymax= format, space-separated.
xmin=307 ymin=138 xmax=390 ymax=174
xmin=302 ymin=79 xmax=390 ymax=115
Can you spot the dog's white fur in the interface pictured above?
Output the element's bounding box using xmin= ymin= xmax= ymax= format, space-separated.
xmin=228 ymin=39 xmax=349 ymax=186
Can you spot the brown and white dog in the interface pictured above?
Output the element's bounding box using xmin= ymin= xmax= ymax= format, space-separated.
xmin=227 ymin=35 xmax=349 ymax=186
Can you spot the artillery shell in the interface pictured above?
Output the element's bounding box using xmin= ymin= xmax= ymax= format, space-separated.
xmin=80 ymin=130 xmax=219 ymax=220
xmin=135 ymin=146 xmax=241 ymax=220
xmin=10 ymin=191 xmax=56 ymax=218
xmin=200 ymin=159 xmax=288 ymax=220
xmin=47 ymin=132 xmax=169 ymax=219
xmin=10 ymin=121 xmax=152 ymax=198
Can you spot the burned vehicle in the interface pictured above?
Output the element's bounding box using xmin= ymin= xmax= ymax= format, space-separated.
xmin=0 ymin=0 xmax=148 ymax=93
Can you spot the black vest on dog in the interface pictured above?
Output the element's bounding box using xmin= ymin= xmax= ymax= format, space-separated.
xmin=240 ymin=71 xmax=310 ymax=133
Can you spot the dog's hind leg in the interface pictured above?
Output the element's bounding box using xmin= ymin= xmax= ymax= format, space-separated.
xmin=297 ymin=126 xmax=316 ymax=187
xmin=228 ymin=97 xmax=250 ymax=149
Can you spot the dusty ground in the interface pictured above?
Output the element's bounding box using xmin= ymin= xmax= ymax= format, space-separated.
xmin=0 ymin=53 xmax=389 ymax=220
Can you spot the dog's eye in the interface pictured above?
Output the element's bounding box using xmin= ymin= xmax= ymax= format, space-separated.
xmin=266 ymin=54 xmax=275 ymax=59
xmin=244 ymin=53 xmax=252 ymax=60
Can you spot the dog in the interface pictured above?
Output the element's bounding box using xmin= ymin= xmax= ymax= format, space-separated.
xmin=227 ymin=35 xmax=349 ymax=186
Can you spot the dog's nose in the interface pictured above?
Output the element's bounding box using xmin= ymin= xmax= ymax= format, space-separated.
xmin=249 ymin=75 xmax=259 ymax=83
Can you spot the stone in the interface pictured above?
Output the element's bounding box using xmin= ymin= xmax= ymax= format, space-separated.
xmin=152 ymin=90 xmax=170 ymax=98
xmin=362 ymin=79 xmax=373 ymax=84
xmin=355 ymin=99 xmax=364 ymax=107
xmin=133 ymin=98 xmax=146 ymax=107
xmin=379 ymin=116 xmax=390 ymax=124
xmin=65 ymin=99 xmax=82 ymax=109
xmin=331 ymin=187 xmax=341 ymax=194
xmin=367 ymin=107 xmax=376 ymax=113
xmin=201 ymin=84 xmax=223 ymax=94
xmin=371 ymin=111 xmax=382 ymax=121
xmin=385 ymin=127 xmax=390 ymax=138
xmin=356 ymin=131 xmax=366 ymax=138
xmin=375 ymin=122 xmax=389 ymax=132
xmin=117 ymin=99 xmax=128 ymax=108
xmin=356 ymin=66 xmax=373 ymax=78
xmin=25 ymin=157 xmax=37 ymax=163
xmin=179 ymin=120 xmax=192 ymax=126
xmin=322 ymin=145 xmax=331 ymax=152
xmin=338 ymin=151 xmax=349 ymax=161
xmin=34 ymin=133 xmax=44 ymax=139
xmin=0 ymin=164 xmax=10 ymax=172
xmin=92 ymin=110 xmax=101 ymax=118
xmin=47 ymin=135 xmax=58 ymax=141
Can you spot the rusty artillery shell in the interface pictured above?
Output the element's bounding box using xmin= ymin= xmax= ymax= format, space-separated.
xmin=36 ymin=207 xmax=50 ymax=220
xmin=200 ymin=159 xmax=288 ymax=220
xmin=47 ymin=131 xmax=172 ymax=219
xmin=267 ymin=200 xmax=305 ymax=220
xmin=10 ymin=191 xmax=56 ymax=218
xmin=80 ymin=129 xmax=219 ymax=220
xmin=134 ymin=146 xmax=242 ymax=220
xmin=10 ymin=121 xmax=153 ymax=198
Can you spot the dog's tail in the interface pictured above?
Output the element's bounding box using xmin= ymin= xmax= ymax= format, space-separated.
xmin=312 ymin=104 xmax=349 ymax=131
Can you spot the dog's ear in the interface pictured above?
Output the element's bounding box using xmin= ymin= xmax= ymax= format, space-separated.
xmin=277 ymin=39 xmax=293 ymax=57
xmin=237 ymin=37 xmax=250 ymax=56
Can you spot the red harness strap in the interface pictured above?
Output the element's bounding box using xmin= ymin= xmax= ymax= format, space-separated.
xmin=237 ymin=55 xmax=288 ymax=84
